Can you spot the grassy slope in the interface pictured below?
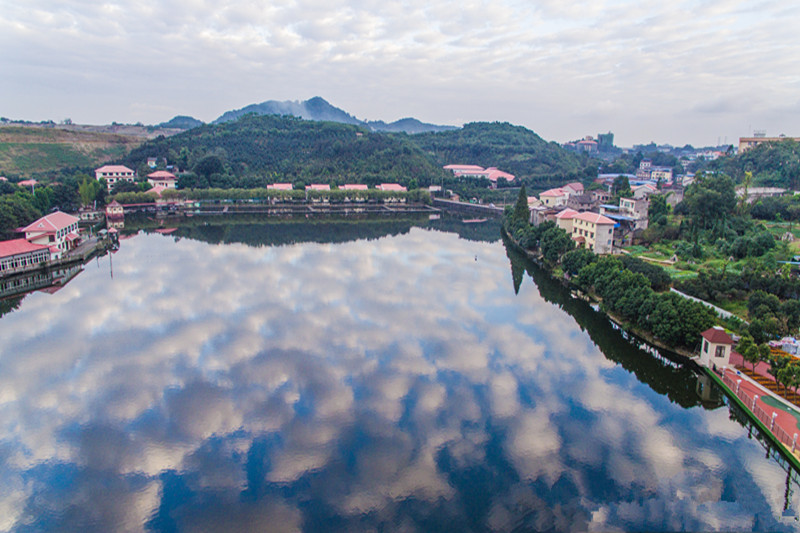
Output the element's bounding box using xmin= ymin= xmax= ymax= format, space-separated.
xmin=0 ymin=126 xmax=142 ymax=176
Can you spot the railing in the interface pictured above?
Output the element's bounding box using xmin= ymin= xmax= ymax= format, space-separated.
xmin=722 ymin=373 xmax=799 ymax=452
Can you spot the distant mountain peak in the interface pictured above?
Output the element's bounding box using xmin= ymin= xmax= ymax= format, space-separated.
xmin=213 ymin=97 xmax=456 ymax=134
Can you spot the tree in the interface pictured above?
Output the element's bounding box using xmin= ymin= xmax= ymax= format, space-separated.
xmin=612 ymin=175 xmax=631 ymax=197
xmin=681 ymin=172 xmax=737 ymax=231
xmin=648 ymin=194 xmax=670 ymax=226
xmin=193 ymin=154 xmax=226 ymax=179
xmin=78 ymin=177 xmax=102 ymax=207
xmin=513 ymin=184 xmax=529 ymax=224
xmin=737 ymin=335 xmax=759 ymax=372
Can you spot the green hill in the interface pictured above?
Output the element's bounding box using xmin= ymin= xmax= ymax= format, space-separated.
xmin=121 ymin=114 xmax=448 ymax=188
xmin=407 ymin=122 xmax=588 ymax=187
xmin=0 ymin=126 xmax=142 ymax=177
xmin=713 ymin=139 xmax=800 ymax=189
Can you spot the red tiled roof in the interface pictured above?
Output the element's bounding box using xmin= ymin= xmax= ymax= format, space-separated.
xmin=444 ymin=164 xmax=484 ymax=171
xmin=540 ymin=188 xmax=566 ymax=197
xmin=20 ymin=211 xmax=79 ymax=234
xmin=96 ymin=165 xmax=135 ymax=173
xmin=701 ymin=327 xmax=734 ymax=344
xmin=18 ymin=179 xmax=38 ymax=186
xmin=306 ymin=184 xmax=331 ymax=191
xmin=340 ymin=184 xmax=368 ymax=190
xmin=378 ymin=183 xmax=407 ymax=191
xmin=573 ymin=212 xmax=615 ymax=225
xmin=267 ymin=183 xmax=293 ymax=190
xmin=0 ymin=238 xmax=49 ymax=258
xmin=556 ymin=209 xmax=579 ymax=219
xmin=147 ymin=170 xmax=176 ymax=179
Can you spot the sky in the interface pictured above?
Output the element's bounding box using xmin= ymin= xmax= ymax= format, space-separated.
xmin=1 ymin=0 xmax=799 ymax=147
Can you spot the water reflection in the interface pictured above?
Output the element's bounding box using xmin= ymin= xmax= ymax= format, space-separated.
xmin=0 ymin=222 xmax=798 ymax=531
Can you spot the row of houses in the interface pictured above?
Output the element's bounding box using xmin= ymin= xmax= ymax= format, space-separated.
xmin=0 ymin=211 xmax=81 ymax=276
xmin=528 ymin=181 xmax=654 ymax=254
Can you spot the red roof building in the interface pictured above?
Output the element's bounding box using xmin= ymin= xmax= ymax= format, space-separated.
xmin=339 ymin=184 xmax=368 ymax=190
xmin=267 ymin=183 xmax=293 ymax=191
xmin=95 ymin=165 xmax=136 ymax=191
xmin=377 ymin=183 xmax=407 ymax=192
xmin=20 ymin=211 xmax=81 ymax=253
xmin=147 ymin=170 xmax=177 ymax=189
xmin=0 ymin=238 xmax=51 ymax=275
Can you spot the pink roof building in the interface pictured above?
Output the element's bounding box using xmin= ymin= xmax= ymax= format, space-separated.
xmin=20 ymin=211 xmax=81 ymax=253
xmin=339 ymin=184 xmax=368 ymax=190
xmin=570 ymin=212 xmax=616 ymax=254
xmin=539 ymin=188 xmax=569 ymax=207
xmin=443 ymin=164 xmax=485 ymax=172
xmin=554 ymin=208 xmax=579 ymax=232
xmin=0 ymin=238 xmax=51 ymax=274
xmin=18 ymin=179 xmax=38 ymax=187
xmin=563 ymin=182 xmax=584 ymax=195
xmin=267 ymin=183 xmax=293 ymax=190
xmin=95 ymin=165 xmax=136 ymax=191
xmin=147 ymin=170 xmax=177 ymax=189
xmin=305 ymin=184 xmax=331 ymax=191
xmin=444 ymin=164 xmax=515 ymax=183
xmin=377 ymin=183 xmax=407 ymax=192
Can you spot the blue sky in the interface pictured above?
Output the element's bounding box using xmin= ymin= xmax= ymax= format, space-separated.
xmin=1 ymin=0 xmax=798 ymax=146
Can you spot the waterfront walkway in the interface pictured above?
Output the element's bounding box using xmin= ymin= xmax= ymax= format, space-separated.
xmin=720 ymin=367 xmax=800 ymax=458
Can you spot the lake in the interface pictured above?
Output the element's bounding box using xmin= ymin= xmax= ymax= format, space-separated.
xmin=1 ymin=214 xmax=799 ymax=532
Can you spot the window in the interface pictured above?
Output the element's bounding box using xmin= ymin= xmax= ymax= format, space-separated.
xmin=703 ymin=340 xmax=709 ymax=353
xmin=715 ymin=346 xmax=725 ymax=358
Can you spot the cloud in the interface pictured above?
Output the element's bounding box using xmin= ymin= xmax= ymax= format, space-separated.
xmin=0 ymin=0 xmax=798 ymax=144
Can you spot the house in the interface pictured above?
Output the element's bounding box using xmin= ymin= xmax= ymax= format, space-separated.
xmin=632 ymin=184 xmax=657 ymax=199
xmin=650 ymin=167 xmax=673 ymax=183
xmin=340 ymin=184 xmax=368 ymax=190
xmin=576 ymin=138 xmax=598 ymax=153
xmin=305 ymin=184 xmax=331 ymax=191
xmin=20 ymin=211 xmax=81 ymax=253
xmin=95 ymin=165 xmax=136 ymax=191
xmin=567 ymin=193 xmax=596 ymax=212
xmin=555 ymin=209 xmax=579 ymax=233
xmin=591 ymin=190 xmax=612 ymax=204
xmin=147 ymin=157 xmax=158 ymax=168
xmin=443 ymin=164 xmax=515 ymax=185
xmin=267 ymin=183 xmax=293 ymax=190
xmin=570 ymin=212 xmax=616 ymax=254
xmin=147 ymin=170 xmax=177 ymax=189
xmin=539 ymin=188 xmax=569 ymax=207
xmin=698 ymin=327 xmax=735 ymax=369
xmin=377 ymin=183 xmax=407 ymax=192
xmin=562 ymin=182 xmax=584 ymax=196
xmin=0 ymin=238 xmax=52 ymax=275
xmin=106 ymin=200 xmax=124 ymax=221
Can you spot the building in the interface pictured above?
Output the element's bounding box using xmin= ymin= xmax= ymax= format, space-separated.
xmin=106 ymin=200 xmax=124 ymax=220
xmin=698 ymin=327 xmax=735 ymax=368
xmin=739 ymin=136 xmax=800 ymax=152
xmin=20 ymin=211 xmax=81 ymax=253
xmin=147 ymin=170 xmax=177 ymax=189
xmin=566 ymin=193 xmax=596 ymax=212
xmin=632 ymin=184 xmax=657 ymax=199
xmin=340 ymin=184 xmax=368 ymax=190
xmin=539 ymin=188 xmax=570 ymax=207
xmin=562 ymin=182 xmax=584 ymax=196
xmin=570 ymin=212 xmax=616 ymax=254
xmin=95 ymin=165 xmax=136 ymax=191
xmin=576 ymin=138 xmax=598 ymax=153
xmin=0 ymin=238 xmax=52 ymax=275
xmin=377 ymin=183 xmax=407 ymax=191
xmin=443 ymin=165 xmax=515 ymax=185
xmin=555 ymin=209 xmax=579 ymax=233
xmin=267 ymin=183 xmax=293 ymax=190
xmin=305 ymin=184 xmax=331 ymax=191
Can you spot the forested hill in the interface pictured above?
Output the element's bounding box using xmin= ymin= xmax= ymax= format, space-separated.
xmin=712 ymin=139 xmax=800 ymax=189
xmin=408 ymin=122 xmax=589 ymax=187
xmin=121 ymin=114 xmax=447 ymax=188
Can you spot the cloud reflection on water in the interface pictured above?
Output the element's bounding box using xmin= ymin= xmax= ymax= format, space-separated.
xmin=0 ymin=227 xmax=797 ymax=531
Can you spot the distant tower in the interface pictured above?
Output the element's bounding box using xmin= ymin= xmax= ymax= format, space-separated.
xmin=597 ymin=132 xmax=614 ymax=152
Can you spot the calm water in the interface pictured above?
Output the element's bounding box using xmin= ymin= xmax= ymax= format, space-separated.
xmin=1 ymin=215 xmax=799 ymax=532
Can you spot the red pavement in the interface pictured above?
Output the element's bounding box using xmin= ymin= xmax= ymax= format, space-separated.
xmin=722 ymin=367 xmax=800 ymax=450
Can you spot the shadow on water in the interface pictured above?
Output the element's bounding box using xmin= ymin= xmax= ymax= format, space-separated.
xmin=503 ymin=235 xmax=800 ymax=507
xmin=124 ymin=212 xmax=503 ymax=248
xmin=502 ymin=234 xmax=715 ymax=410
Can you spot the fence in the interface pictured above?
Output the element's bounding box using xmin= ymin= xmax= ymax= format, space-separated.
xmin=722 ymin=373 xmax=799 ymax=453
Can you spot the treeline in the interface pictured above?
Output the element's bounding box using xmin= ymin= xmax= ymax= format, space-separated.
xmin=712 ymin=139 xmax=800 ymax=189
xmin=503 ymin=188 xmax=717 ymax=350
xmin=408 ymin=122 xmax=591 ymax=188
xmin=0 ymin=176 xmax=87 ymax=239
xmin=111 ymin=187 xmax=431 ymax=205
xmin=120 ymin=114 xmax=447 ymax=189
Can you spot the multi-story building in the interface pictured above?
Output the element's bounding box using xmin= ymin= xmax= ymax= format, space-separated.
xmin=20 ymin=211 xmax=81 ymax=254
xmin=95 ymin=165 xmax=136 ymax=191
xmin=570 ymin=212 xmax=616 ymax=254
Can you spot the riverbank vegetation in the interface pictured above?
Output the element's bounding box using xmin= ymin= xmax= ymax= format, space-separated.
xmin=503 ymin=187 xmax=717 ymax=351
